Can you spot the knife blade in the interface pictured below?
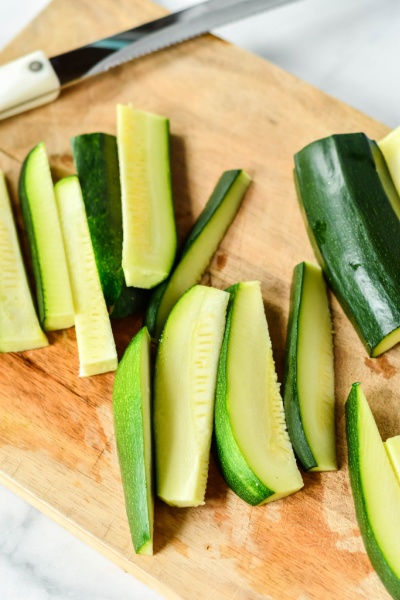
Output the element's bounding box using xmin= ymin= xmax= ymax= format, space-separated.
xmin=0 ymin=0 xmax=299 ymax=121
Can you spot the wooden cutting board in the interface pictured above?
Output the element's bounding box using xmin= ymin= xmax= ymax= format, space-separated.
xmin=0 ymin=1 xmax=398 ymax=598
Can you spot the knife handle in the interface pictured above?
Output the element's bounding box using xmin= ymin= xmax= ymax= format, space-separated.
xmin=0 ymin=50 xmax=60 ymax=121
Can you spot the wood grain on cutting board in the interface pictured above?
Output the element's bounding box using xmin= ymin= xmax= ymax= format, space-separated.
xmin=0 ymin=1 xmax=398 ymax=598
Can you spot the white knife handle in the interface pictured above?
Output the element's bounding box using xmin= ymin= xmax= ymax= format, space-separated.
xmin=0 ymin=50 xmax=60 ymax=121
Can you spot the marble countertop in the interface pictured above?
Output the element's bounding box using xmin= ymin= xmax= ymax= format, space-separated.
xmin=1 ymin=0 xmax=399 ymax=598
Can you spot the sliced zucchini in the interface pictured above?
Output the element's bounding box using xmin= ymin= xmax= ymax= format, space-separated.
xmin=284 ymin=262 xmax=337 ymax=472
xmin=154 ymin=285 xmax=229 ymax=507
xmin=55 ymin=176 xmax=117 ymax=376
xmin=117 ymin=104 xmax=177 ymax=289
xmin=215 ymin=281 xmax=303 ymax=506
xmin=384 ymin=436 xmax=400 ymax=485
xmin=146 ymin=169 xmax=251 ymax=340
xmin=71 ymin=132 xmax=147 ymax=317
xmin=346 ymin=383 xmax=400 ymax=599
xmin=0 ymin=171 xmax=48 ymax=352
xmin=71 ymin=133 xmax=124 ymax=306
xmin=113 ymin=326 xmax=153 ymax=555
xmin=295 ymin=133 xmax=400 ymax=357
xmin=19 ymin=142 xmax=74 ymax=331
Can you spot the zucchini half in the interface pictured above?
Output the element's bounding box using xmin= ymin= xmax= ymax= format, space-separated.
xmin=215 ymin=281 xmax=303 ymax=506
xmin=295 ymin=133 xmax=400 ymax=357
xmin=71 ymin=133 xmax=147 ymax=317
xmin=0 ymin=171 xmax=48 ymax=352
xmin=55 ymin=176 xmax=117 ymax=377
xmin=146 ymin=170 xmax=251 ymax=340
xmin=19 ymin=142 xmax=74 ymax=331
xmin=113 ymin=326 xmax=153 ymax=555
xmin=117 ymin=105 xmax=177 ymax=289
xmin=284 ymin=262 xmax=336 ymax=472
xmin=346 ymin=383 xmax=400 ymax=599
xmin=154 ymin=285 xmax=229 ymax=507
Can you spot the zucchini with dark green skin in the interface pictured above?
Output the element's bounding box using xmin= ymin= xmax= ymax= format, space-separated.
xmin=145 ymin=169 xmax=251 ymax=340
xmin=346 ymin=383 xmax=400 ymax=599
xmin=284 ymin=262 xmax=336 ymax=472
xmin=71 ymin=133 xmax=146 ymax=316
xmin=295 ymin=133 xmax=400 ymax=357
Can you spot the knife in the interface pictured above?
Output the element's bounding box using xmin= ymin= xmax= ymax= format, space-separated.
xmin=0 ymin=0 xmax=298 ymax=121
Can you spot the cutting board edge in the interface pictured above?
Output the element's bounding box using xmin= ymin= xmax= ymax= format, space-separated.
xmin=0 ymin=470 xmax=181 ymax=600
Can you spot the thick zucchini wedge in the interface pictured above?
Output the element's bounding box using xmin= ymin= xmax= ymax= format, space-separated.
xmin=215 ymin=281 xmax=303 ymax=506
xmin=117 ymin=104 xmax=177 ymax=289
xmin=295 ymin=133 xmax=400 ymax=357
xmin=71 ymin=132 xmax=147 ymax=315
xmin=19 ymin=142 xmax=74 ymax=331
xmin=346 ymin=383 xmax=400 ymax=600
xmin=113 ymin=326 xmax=153 ymax=555
xmin=0 ymin=171 xmax=48 ymax=352
xmin=146 ymin=170 xmax=251 ymax=340
xmin=385 ymin=436 xmax=400 ymax=484
xmin=55 ymin=176 xmax=117 ymax=376
xmin=71 ymin=133 xmax=123 ymax=306
xmin=284 ymin=262 xmax=336 ymax=472
xmin=154 ymin=285 xmax=229 ymax=507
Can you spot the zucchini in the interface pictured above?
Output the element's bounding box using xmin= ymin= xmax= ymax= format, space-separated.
xmin=378 ymin=127 xmax=400 ymax=215
xmin=113 ymin=326 xmax=153 ymax=555
xmin=215 ymin=281 xmax=303 ymax=506
xmin=19 ymin=142 xmax=74 ymax=331
xmin=384 ymin=436 xmax=400 ymax=485
xmin=117 ymin=104 xmax=177 ymax=289
xmin=71 ymin=132 xmax=147 ymax=315
xmin=0 ymin=171 xmax=48 ymax=352
xmin=295 ymin=133 xmax=400 ymax=357
xmin=283 ymin=262 xmax=337 ymax=472
xmin=154 ymin=285 xmax=229 ymax=507
xmin=346 ymin=383 xmax=400 ymax=600
xmin=55 ymin=176 xmax=117 ymax=377
xmin=146 ymin=170 xmax=251 ymax=340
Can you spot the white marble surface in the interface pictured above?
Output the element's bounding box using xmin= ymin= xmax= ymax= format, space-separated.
xmin=1 ymin=0 xmax=400 ymax=599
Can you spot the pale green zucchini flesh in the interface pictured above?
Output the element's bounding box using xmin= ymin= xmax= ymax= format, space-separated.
xmin=215 ymin=281 xmax=303 ymax=506
xmin=117 ymin=104 xmax=177 ymax=289
xmin=346 ymin=383 xmax=400 ymax=599
xmin=154 ymin=285 xmax=229 ymax=507
xmin=113 ymin=326 xmax=153 ymax=555
xmin=284 ymin=262 xmax=337 ymax=472
xmin=379 ymin=127 xmax=400 ymax=214
xmin=0 ymin=171 xmax=48 ymax=352
xmin=19 ymin=142 xmax=74 ymax=331
xmin=55 ymin=176 xmax=117 ymax=377
xmin=145 ymin=169 xmax=251 ymax=341
xmin=384 ymin=436 xmax=400 ymax=485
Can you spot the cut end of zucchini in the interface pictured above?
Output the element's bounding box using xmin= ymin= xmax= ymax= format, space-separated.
xmin=284 ymin=262 xmax=337 ymax=472
xmin=79 ymin=356 xmax=118 ymax=378
xmin=379 ymin=126 xmax=400 ymax=200
xmin=371 ymin=327 xmax=400 ymax=357
xmin=215 ymin=281 xmax=303 ymax=506
xmin=0 ymin=171 xmax=48 ymax=352
xmin=384 ymin=435 xmax=400 ymax=485
xmin=346 ymin=383 xmax=400 ymax=597
xmin=55 ymin=176 xmax=117 ymax=377
xmin=154 ymin=285 xmax=229 ymax=507
xmin=19 ymin=142 xmax=74 ymax=331
xmin=117 ymin=104 xmax=177 ymax=289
